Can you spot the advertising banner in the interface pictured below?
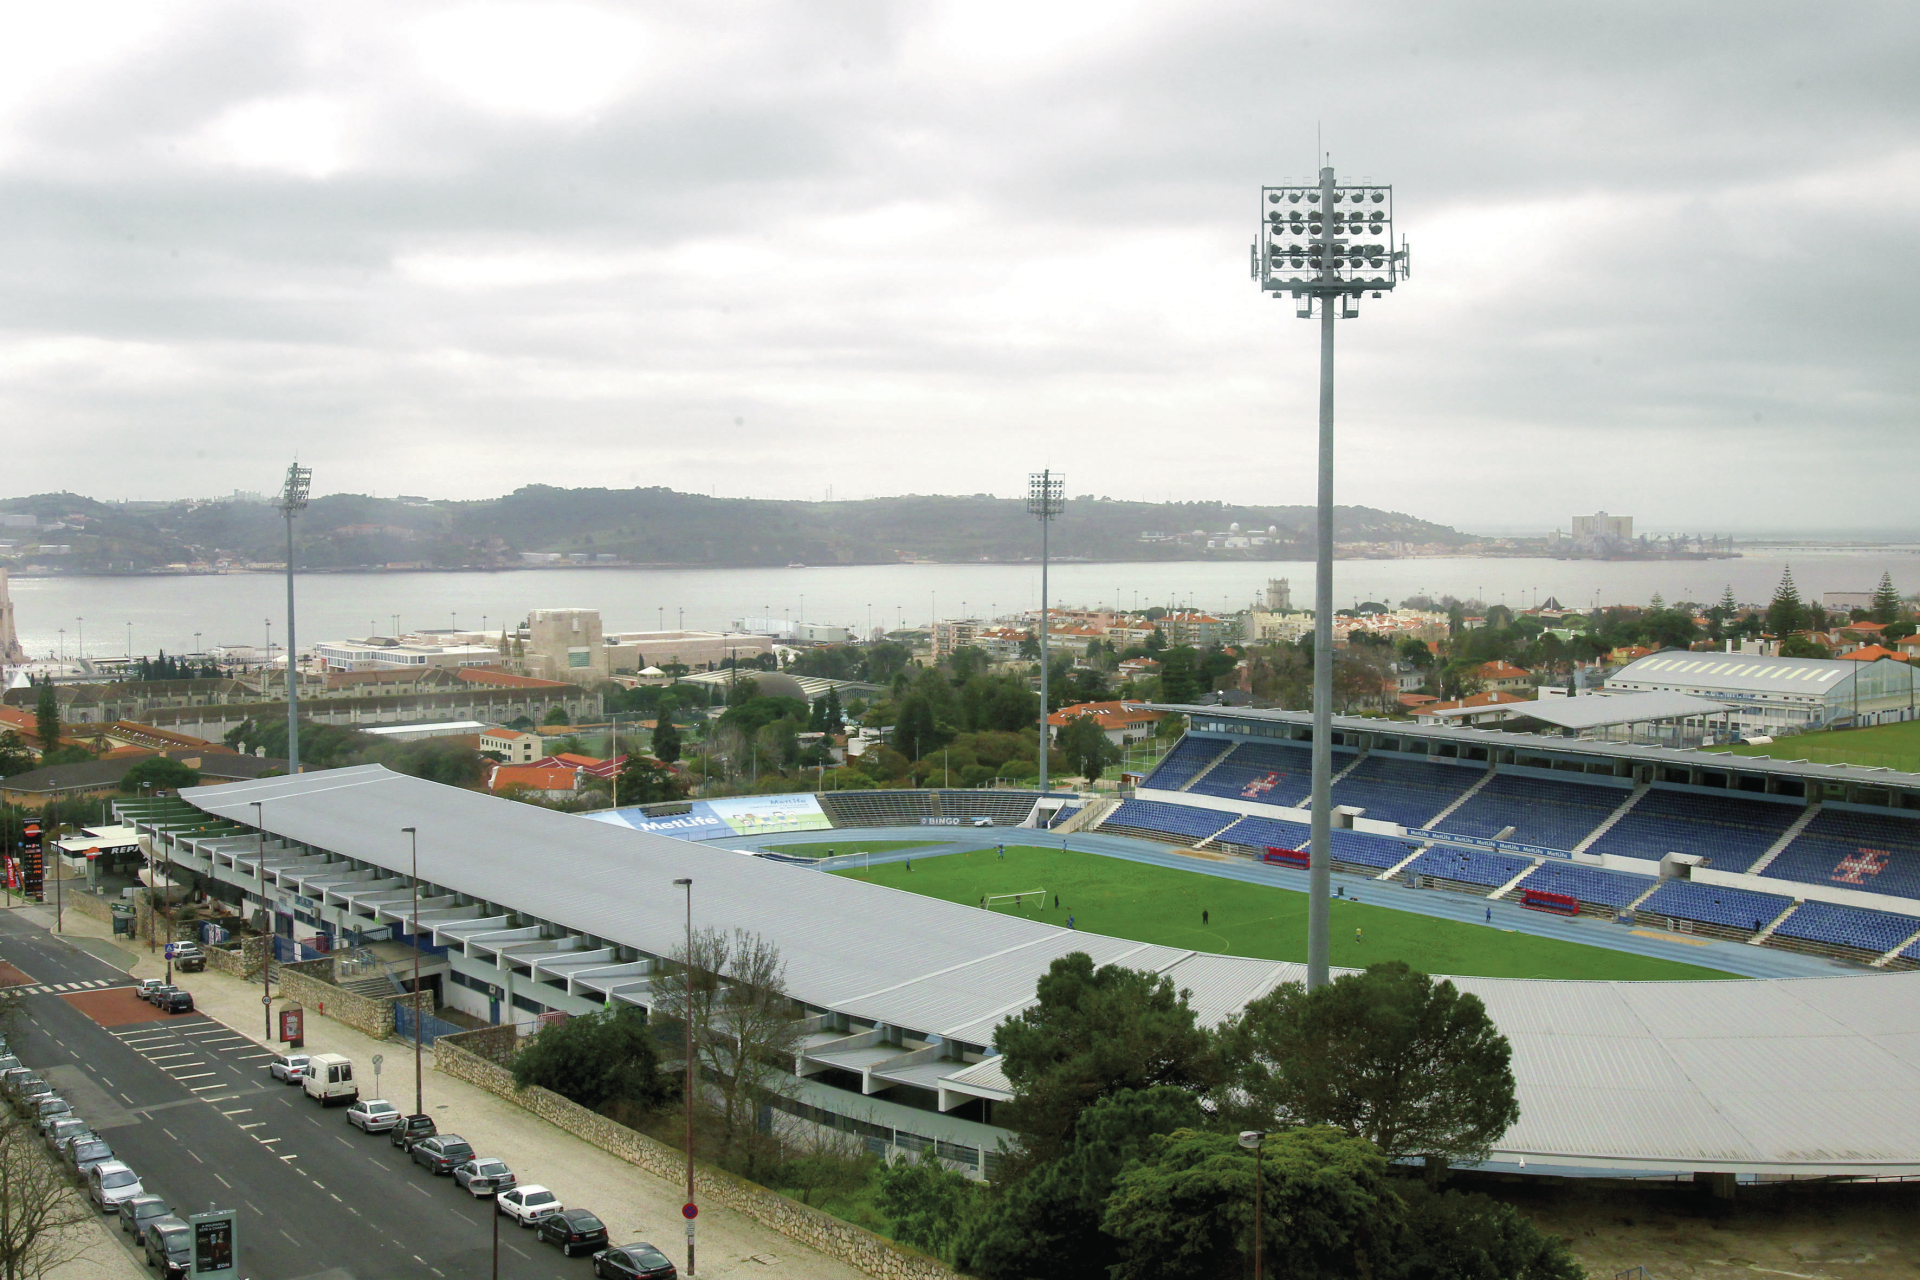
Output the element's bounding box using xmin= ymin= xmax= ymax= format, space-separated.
xmin=21 ymin=823 xmax=42 ymax=899
xmin=591 ymin=793 xmax=831 ymax=840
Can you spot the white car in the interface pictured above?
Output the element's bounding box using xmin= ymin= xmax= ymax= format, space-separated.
xmin=495 ymin=1185 xmax=562 ymax=1227
xmin=268 ymin=1054 xmax=310 ymax=1084
xmin=88 ymin=1161 xmax=144 ymax=1212
xmin=346 ymin=1099 xmax=401 ymax=1133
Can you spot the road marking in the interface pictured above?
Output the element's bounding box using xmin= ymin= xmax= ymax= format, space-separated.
xmin=171 ymin=1072 xmax=216 ymax=1081
xmin=221 ymin=1108 xmax=251 ymax=1116
xmin=256 ymin=1137 xmax=280 ymax=1145
xmin=147 ymin=1053 xmax=196 ymax=1062
xmin=189 ymin=1085 xmax=228 ymax=1094
xmin=188 ymin=1150 xmax=203 ymax=1164
xmin=280 ymin=1230 xmax=298 ymax=1245
xmin=160 ymin=1128 xmax=176 ymax=1140
xmin=335 ymin=1136 xmax=354 ymax=1148
xmin=278 ymin=1154 xmax=297 ymax=1162
xmin=330 ymin=1193 xmax=342 ymax=1203
xmin=239 ymin=1124 xmax=263 ymax=1131
xmin=214 ymin=1174 xmax=231 ymax=1189
xmin=118 ymin=1093 xmax=135 ymax=1105
xmin=407 ymin=1185 xmax=430 ymax=1198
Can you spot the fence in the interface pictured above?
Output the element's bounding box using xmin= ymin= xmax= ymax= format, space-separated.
xmin=394 ymin=1005 xmax=467 ymax=1045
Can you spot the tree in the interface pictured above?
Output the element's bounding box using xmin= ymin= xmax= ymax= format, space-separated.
xmin=1217 ymin=961 xmax=1518 ymax=1167
xmin=0 ymin=734 xmax=34 ymax=779
xmin=1872 ymin=571 xmax=1903 ymax=625
xmin=119 ymin=757 xmax=201 ymax=794
xmin=893 ymin=693 xmax=942 ymax=760
xmin=1766 ymin=565 xmax=1807 ymax=636
xmin=0 ymin=1110 xmax=98 ymax=1280
xmin=649 ymin=928 xmax=802 ymax=1175
xmin=1778 ymin=635 xmax=1832 ymax=659
xmin=1393 ymin=1181 xmax=1585 ymax=1280
xmin=1102 ymin=1126 xmax=1401 ymax=1280
xmin=510 ymin=1005 xmax=676 ymax=1116
xmin=32 ymin=685 xmax=58 ymax=758
xmin=875 ymin=1153 xmax=979 ymax=1262
xmin=993 ymin=953 xmax=1220 ymax=1170
xmin=616 ymin=756 xmax=685 ymax=805
xmin=541 ymin=705 xmax=570 ymax=727
xmin=1158 ymin=646 xmax=1200 ymax=703
xmin=649 ymin=715 xmax=682 ymax=764
xmin=1057 ymin=715 xmax=1118 ymax=785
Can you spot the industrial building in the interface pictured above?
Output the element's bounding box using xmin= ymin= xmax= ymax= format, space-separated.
xmin=1607 ymin=649 xmax=1916 ymax=732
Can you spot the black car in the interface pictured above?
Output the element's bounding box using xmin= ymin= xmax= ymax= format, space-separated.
xmin=143 ymin=1216 xmax=193 ymax=1279
xmin=145 ymin=985 xmax=181 ymax=1007
xmin=410 ymin=1135 xmax=474 ymax=1174
xmin=538 ymin=1209 xmax=610 ymax=1257
xmin=160 ymin=990 xmax=195 ymax=1015
xmin=593 ymin=1242 xmax=677 ymax=1280
xmin=389 ymin=1113 xmax=436 ymax=1150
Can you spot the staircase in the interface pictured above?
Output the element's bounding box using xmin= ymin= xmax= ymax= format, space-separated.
xmin=1293 ymin=753 xmax=1368 ymax=809
xmin=1748 ymin=901 xmax=1800 ymax=945
xmin=1747 ymin=803 xmax=1822 ymax=877
xmin=1064 ymin=798 xmax=1120 ymax=833
xmin=1574 ymin=783 xmax=1649 ymax=853
xmin=1178 ymin=741 xmax=1239 ymax=792
xmin=1423 ymin=768 xmax=1495 ymax=830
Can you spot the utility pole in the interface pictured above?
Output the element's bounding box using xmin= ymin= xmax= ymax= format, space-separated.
xmin=277 ymin=463 xmax=313 ymax=774
xmin=402 ymin=826 xmax=423 ymax=1115
xmin=1027 ymin=471 xmax=1064 ymax=797
xmin=252 ymin=801 xmax=269 ymax=1039
xmin=1250 ymin=163 xmax=1409 ymax=988
xmin=674 ymin=877 xmax=696 ymax=1277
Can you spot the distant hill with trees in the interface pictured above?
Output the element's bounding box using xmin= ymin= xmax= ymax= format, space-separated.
xmin=0 ymin=486 xmax=1474 ymax=573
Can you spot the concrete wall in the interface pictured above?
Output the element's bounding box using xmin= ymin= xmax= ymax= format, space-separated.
xmin=433 ymin=1032 xmax=962 ymax=1280
xmin=275 ymin=957 xmax=432 ymax=1041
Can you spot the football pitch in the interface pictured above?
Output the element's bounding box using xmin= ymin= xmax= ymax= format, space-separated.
xmin=834 ymin=845 xmax=1735 ymax=981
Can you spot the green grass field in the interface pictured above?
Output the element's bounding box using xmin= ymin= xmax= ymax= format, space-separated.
xmin=761 ymin=839 xmax=946 ymax=858
xmin=835 ymin=846 xmax=1735 ymax=981
xmin=1705 ymin=718 xmax=1920 ymax=772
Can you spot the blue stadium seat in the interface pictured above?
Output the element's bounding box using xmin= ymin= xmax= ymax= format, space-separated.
xmin=1186 ymin=741 xmax=1317 ymax=805
xmin=1585 ymin=788 xmax=1801 ymax=873
xmin=1637 ymin=879 xmax=1791 ymax=932
xmin=1102 ymin=799 xmax=1235 ymax=843
xmin=1768 ymin=899 xmax=1920 ymax=954
xmin=1401 ymin=845 xmax=1534 ymax=889
xmin=1141 ymin=738 xmax=1230 ymax=791
xmin=1513 ymin=860 xmax=1650 ymax=909
xmin=1213 ymin=815 xmax=1418 ymax=870
xmin=1758 ymin=809 xmax=1920 ymax=901
xmin=1437 ymin=774 xmax=1625 ymax=851
xmin=1327 ymin=754 xmax=1482 ymax=828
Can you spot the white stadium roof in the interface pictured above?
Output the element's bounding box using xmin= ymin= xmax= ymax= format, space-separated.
xmin=1611 ymin=652 xmax=1860 ymax=694
xmin=1506 ymin=691 xmax=1733 ymax=731
xmin=186 ymin=766 xmax=1920 ymax=1176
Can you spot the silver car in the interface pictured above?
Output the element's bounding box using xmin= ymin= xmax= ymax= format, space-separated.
xmin=44 ymin=1116 xmax=90 ymax=1151
xmin=67 ymin=1138 xmax=116 ymax=1177
xmin=452 ymin=1158 xmax=517 ymax=1197
xmin=88 ymin=1161 xmax=144 ymax=1212
xmin=31 ymin=1097 xmax=73 ymax=1133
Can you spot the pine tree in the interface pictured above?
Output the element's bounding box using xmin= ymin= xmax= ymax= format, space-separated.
xmin=650 ymin=715 xmax=682 ymax=764
xmin=34 ymin=682 xmax=60 ymax=755
xmin=1766 ymin=565 xmax=1806 ymax=637
xmin=1719 ymin=585 xmax=1737 ymax=615
xmin=1649 ymin=591 xmax=1665 ymax=612
xmin=1871 ymin=571 xmax=1902 ymax=625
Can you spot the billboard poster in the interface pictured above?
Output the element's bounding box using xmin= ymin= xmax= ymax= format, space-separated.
xmin=588 ymin=793 xmax=831 ymax=840
xmin=21 ymin=823 xmax=42 ymax=899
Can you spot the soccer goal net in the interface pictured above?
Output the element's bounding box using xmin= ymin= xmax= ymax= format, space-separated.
xmin=984 ymin=889 xmax=1047 ymax=912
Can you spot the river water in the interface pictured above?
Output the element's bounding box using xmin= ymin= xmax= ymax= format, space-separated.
xmin=9 ymin=549 xmax=1919 ymax=660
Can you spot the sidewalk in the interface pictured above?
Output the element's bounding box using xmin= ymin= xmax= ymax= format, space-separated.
xmin=22 ymin=906 xmax=869 ymax=1280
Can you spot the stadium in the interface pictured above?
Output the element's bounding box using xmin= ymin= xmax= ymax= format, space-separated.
xmin=120 ymin=705 xmax=1920 ymax=1186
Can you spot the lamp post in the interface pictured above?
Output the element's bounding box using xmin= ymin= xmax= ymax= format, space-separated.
xmin=1251 ymin=165 xmax=1409 ymax=988
xmin=402 ymin=826 xmax=423 ymax=1116
xmin=1027 ymin=471 xmax=1064 ymax=798
xmin=252 ymin=800 xmax=270 ymax=1037
xmin=1239 ymin=1131 xmax=1267 ymax=1280
xmin=278 ymin=462 xmax=313 ymax=774
xmin=673 ymin=876 xmax=695 ymax=1277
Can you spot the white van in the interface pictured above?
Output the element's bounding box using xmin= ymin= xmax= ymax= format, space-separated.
xmin=301 ymin=1053 xmax=358 ymax=1107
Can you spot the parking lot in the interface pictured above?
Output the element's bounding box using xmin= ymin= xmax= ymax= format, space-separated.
xmin=2 ymin=905 xmax=869 ymax=1280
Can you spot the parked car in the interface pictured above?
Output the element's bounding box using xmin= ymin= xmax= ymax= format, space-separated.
xmin=66 ymin=1138 xmax=117 ymax=1177
xmin=160 ymin=990 xmax=194 ymax=1015
xmin=452 ymin=1158 xmax=516 ymax=1197
xmin=0 ymin=1054 xmax=21 ymax=1074
xmin=44 ymin=1117 xmax=91 ymax=1151
xmin=31 ymin=1097 xmax=72 ymax=1133
xmin=301 ymin=1053 xmax=357 ymax=1107
xmin=170 ymin=943 xmax=206 ymax=973
xmin=51 ymin=1127 xmax=98 ymax=1158
xmin=346 ymin=1099 xmax=400 ymax=1133
xmin=134 ymin=978 xmax=165 ymax=999
xmin=117 ymin=1193 xmax=170 ymax=1237
xmin=0 ymin=1067 xmax=32 ymax=1096
xmin=144 ymin=985 xmax=181 ymax=1007
xmin=538 ymin=1209 xmax=610 ymax=1257
xmin=592 ymin=1242 xmax=678 ymax=1280
xmin=143 ymin=1216 xmax=193 ymax=1279
xmin=496 ymin=1185 xmax=563 ymax=1227
xmin=88 ymin=1161 xmax=144 ymax=1211
xmin=268 ymin=1054 xmax=311 ymax=1085
xmin=12 ymin=1076 xmax=50 ymax=1108
xmin=411 ymin=1135 xmax=474 ymax=1175
xmin=388 ymin=1113 xmax=436 ymax=1150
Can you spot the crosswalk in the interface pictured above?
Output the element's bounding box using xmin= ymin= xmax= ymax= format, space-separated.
xmin=111 ymin=1018 xmax=278 ymax=1102
xmin=8 ymin=978 xmax=126 ymax=997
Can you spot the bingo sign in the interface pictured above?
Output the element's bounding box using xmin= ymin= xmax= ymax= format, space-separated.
xmin=189 ymin=1209 xmax=236 ymax=1276
xmin=20 ymin=823 xmax=43 ymax=900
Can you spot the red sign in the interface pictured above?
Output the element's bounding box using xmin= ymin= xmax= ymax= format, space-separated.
xmin=681 ymin=1203 xmax=698 ymax=1220
xmin=279 ymin=1007 xmax=304 ymax=1047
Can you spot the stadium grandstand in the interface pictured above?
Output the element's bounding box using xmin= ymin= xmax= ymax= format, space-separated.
xmin=128 ymin=766 xmax=1920 ymax=1180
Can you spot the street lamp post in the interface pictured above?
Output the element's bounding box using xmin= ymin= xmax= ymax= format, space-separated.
xmin=252 ymin=800 xmax=269 ymax=1038
xmin=1239 ymin=1131 xmax=1267 ymax=1280
xmin=402 ymin=826 xmax=423 ymax=1116
xmin=278 ymin=463 xmax=313 ymax=774
xmin=1027 ymin=471 xmax=1064 ymax=798
xmin=1250 ymin=165 xmax=1409 ymax=988
xmin=673 ymin=876 xmax=695 ymax=1277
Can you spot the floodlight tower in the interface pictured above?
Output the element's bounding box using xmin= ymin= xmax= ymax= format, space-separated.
xmin=1250 ymin=165 xmax=1409 ymax=989
xmin=1027 ymin=471 xmax=1065 ymax=797
xmin=277 ymin=462 xmax=313 ymax=774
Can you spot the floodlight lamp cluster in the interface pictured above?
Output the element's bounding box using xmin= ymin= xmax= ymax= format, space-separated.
xmin=278 ymin=462 xmax=313 ymax=513
xmin=1026 ymin=470 xmax=1064 ymax=520
xmin=1250 ymin=174 xmax=1409 ymax=312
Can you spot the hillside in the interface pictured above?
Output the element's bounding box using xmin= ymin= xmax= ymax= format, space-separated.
xmin=0 ymin=487 xmax=1474 ymax=572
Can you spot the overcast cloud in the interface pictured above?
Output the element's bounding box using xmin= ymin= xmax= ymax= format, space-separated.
xmin=0 ymin=0 xmax=1914 ymax=533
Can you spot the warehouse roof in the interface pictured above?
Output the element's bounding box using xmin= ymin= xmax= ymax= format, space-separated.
xmin=1611 ymin=651 xmax=1869 ymax=695
xmin=183 ymin=766 xmax=1920 ymax=1175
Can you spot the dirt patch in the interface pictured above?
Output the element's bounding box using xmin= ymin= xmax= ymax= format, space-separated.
xmin=63 ymin=986 xmax=175 ymax=1028
xmin=0 ymin=961 xmax=35 ymax=986
xmin=1458 ymin=1175 xmax=1920 ymax=1280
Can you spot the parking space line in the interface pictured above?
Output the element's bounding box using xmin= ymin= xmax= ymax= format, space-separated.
xmin=171 ymin=1072 xmax=216 ymax=1081
xmin=189 ymin=1085 xmax=228 ymax=1093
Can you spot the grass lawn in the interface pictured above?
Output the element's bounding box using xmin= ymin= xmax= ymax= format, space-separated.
xmin=835 ymin=845 xmax=1735 ymax=981
xmin=1704 ymin=718 xmax=1920 ymax=772
xmin=760 ymin=839 xmax=947 ymax=858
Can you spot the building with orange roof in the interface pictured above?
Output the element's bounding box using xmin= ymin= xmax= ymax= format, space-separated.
xmin=487 ymin=763 xmax=583 ymax=799
xmin=1476 ymin=660 xmax=1534 ymax=693
xmin=1412 ymin=690 xmax=1534 ymax=726
xmin=1837 ymin=644 xmax=1907 ymax=663
xmin=1046 ymin=700 xmax=1166 ymax=747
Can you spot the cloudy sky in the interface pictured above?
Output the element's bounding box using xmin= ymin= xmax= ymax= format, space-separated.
xmin=0 ymin=0 xmax=1913 ymax=533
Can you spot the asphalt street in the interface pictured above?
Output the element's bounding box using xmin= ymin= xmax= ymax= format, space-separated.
xmin=0 ymin=910 xmax=592 ymax=1280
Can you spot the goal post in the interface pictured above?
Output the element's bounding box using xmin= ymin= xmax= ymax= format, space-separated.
xmin=983 ymin=889 xmax=1047 ymax=912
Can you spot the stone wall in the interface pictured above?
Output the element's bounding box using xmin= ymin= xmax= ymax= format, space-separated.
xmin=58 ymin=889 xmax=116 ymax=925
xmin=276 ymin=957 xmax=431 ymax=1041
xmin=433 ymin=1032 xmax=963 ymax=1280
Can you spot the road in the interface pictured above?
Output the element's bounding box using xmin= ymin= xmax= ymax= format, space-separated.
xmin=0 ymin=910 xmax=587 ymax=1280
